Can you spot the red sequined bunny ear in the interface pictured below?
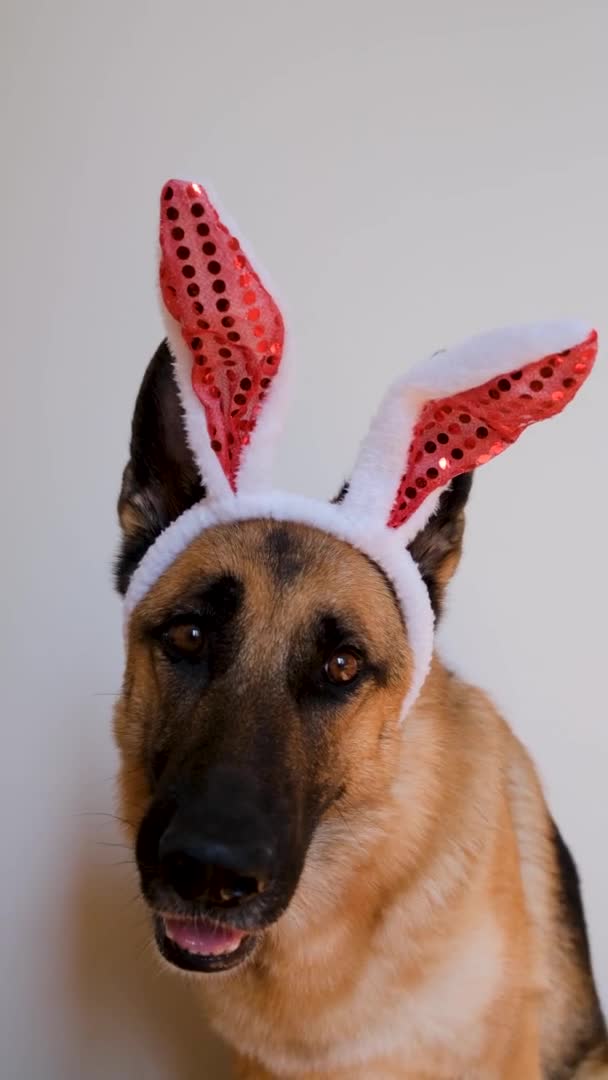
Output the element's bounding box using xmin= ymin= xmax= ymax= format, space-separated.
xmin=344 ymin=322 xmax=598 ymax=538
xmin=389 ymin=329 xmax=597 ymax=527
xmin=159 ymin=180 xmax=285 ymax=496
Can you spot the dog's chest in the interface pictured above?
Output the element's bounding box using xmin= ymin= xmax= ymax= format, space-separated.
xmin=200 ymin=914 xmax=504 ymax=1077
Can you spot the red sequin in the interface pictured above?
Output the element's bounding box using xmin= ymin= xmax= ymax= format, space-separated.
xmin=388 ymin=332 xmax=598 ymax=528
xmin=159 ymin=180 xmax=285 ymax=489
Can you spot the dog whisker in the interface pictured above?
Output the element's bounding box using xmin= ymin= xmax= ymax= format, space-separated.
xmin=78 ymin=811 xmax=137 ymax=829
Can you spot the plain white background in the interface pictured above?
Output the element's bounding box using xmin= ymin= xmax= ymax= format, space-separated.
xmin=2 ymin=2 xmax=607 ymax=1077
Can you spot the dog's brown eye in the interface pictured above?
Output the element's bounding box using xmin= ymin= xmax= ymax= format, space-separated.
xmin=163 ymin=622 xmax=205 ymax=658
xmin=325 ymin=651 xmax=360 ymax=684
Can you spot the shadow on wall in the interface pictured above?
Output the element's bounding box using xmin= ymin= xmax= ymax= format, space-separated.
xmin=70 ymin=815 xmax=232 ymax=1080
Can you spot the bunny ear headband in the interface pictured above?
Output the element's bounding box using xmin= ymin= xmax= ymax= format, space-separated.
xmin=125 ymin=179 xmax=598 ymax=719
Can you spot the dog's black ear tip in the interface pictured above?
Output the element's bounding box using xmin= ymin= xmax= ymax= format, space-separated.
xmin=453 ymin=470 xmax=474 ymax=500
xmin=407 ymin=471 xmax=473 ymax=618
xmin=429 ymin=472 xmax=473 ymax=527
xmin=444 ymin=470 xmax=473 ymax=506
xmin=333 ymin=481 xmax=349 ymax=505
xmin=114 ymin=339 xmax=203 ymax=595
xmin=113 ymin=556 xmax=128 ymax=598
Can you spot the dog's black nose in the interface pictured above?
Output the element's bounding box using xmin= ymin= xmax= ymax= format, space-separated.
xmin=158 ymin=828 xmax=269 ymax=906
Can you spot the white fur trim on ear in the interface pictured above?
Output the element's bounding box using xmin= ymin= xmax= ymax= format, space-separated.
xmin=124 ymin=492 xmax=436 ymax=723
xmin=405 ymin=319 xmax=593 ymax=398
xmin=163 ymin=309 xmax=234 ymax=502
xmin=397 ymin=487 xmax=445 ymax=545
xmin=341 ymin=388 xmax=422 ymax=527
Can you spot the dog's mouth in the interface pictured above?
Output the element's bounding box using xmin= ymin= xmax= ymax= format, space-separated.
xmin=154 ymin=913 xmax=258 ymax=973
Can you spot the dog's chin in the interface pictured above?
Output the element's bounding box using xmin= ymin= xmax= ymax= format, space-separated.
xmin=153 ymin=914 xmax=259 ymax=973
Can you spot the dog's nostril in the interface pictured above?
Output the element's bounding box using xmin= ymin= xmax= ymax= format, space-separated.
xmin=218 ymin=872 xmax=264 ymax=905
xmin=160 ymin=847 xmax=266 ymax=906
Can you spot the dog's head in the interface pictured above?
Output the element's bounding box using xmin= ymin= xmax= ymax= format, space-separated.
xmin=114 ymin=181 xmax=596 ymax=975
xmin=114 ymin=340 xmax=472 ymax=973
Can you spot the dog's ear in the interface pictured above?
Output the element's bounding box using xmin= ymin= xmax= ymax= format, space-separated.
xmin=407 ymin=472 xmax=472 ymax=618
xmin=115 ymin=340 xmax=204 ymax=595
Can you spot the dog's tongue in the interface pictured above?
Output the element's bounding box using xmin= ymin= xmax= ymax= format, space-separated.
xmin=164 ymin=916 xmax=246 ymax=956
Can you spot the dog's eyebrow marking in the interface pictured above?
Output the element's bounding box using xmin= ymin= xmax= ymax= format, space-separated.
xmin=157 ymin=573 xmax=244 ymax=624
xmin=315 ymin=613 xmax=362 ymax=652
xmin=263 ymin=525 xmax=309 ymax=586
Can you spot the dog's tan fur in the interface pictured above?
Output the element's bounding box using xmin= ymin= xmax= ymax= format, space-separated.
xmin=115 ymin=515 xmax=606 ymax=1079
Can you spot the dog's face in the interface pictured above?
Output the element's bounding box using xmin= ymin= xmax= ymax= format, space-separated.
xmin=116 ymin=518 xmax=411 ymax=972
xmin=114 ymin=342 xmax=471 ymax=974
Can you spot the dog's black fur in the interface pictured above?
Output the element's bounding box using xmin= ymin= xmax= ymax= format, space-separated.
xmin=548 ymin=822 xmax=607 ymax=1078
xmin=115 ymin=341 xmax=205 ymax=595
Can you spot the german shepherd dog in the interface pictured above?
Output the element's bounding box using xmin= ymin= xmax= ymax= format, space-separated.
xmin=113 ymin=341 xmax=606 ymax=1079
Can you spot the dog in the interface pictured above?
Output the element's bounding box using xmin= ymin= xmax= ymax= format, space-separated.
xmin=113 ymin=334 xmax=606 ymax=1079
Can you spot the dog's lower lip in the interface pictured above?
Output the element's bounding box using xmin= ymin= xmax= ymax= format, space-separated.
xmin=162 ymin=915 xmax=247 ymax=957
xmin=153 ymin=913 xmax=258 ymax=973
